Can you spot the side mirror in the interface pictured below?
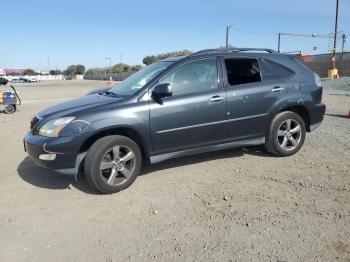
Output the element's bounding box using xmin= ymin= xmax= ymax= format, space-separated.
xmin=152 ymin=83 xmax=172 ymax=100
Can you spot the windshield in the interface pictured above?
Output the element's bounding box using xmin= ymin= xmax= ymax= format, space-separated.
xmin=108 ymin=61 xmax=173 ymax=97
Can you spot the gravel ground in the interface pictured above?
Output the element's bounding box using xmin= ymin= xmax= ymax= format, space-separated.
xmin=323 ymin=77 xmax=350 ymax=97
xmin=323 ymin=77 xmax=350 ymax=91
xmin=0 ymin=79 xmax=349 ymax=261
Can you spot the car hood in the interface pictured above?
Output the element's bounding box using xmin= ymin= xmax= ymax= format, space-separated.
xmin=37 ymin=94 xmax=123 ymax=120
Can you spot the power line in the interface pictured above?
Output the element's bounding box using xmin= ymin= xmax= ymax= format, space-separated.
xmin=229 ymin=27 xmax=348 ymax=53
xmin=277 ymin=31 xmax=347 ymax=53
xmin=231 ymin=28 xmax=275 ymax=36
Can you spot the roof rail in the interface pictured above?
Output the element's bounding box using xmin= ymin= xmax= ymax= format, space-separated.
xmin=282 ymin=51 xmax=302 ymax=55
xmin=189 ymin=49 xmax=228 ymax=56
xmin=190 ymin=48 xmax=277 ymax=56
xmin=230 ymin=48 xmax=277 ymax=53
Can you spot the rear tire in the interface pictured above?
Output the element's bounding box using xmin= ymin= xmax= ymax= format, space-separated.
xmin=265 ymin=111 xmax=306 ymax=157
xmin=84 ymin=135 xmax=142 ymax=194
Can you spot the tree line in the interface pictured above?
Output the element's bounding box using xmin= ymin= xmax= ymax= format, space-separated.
xmin=22 ymin=50 xmax=193 ymax=77
xmin=85 ymin=50 xmax=192 ymax=77
xmin=22 ymin=65 xmax=86 ymax=77
xmin=142 ymin=50 xmax=192 ymax=65
xmin=85 ymin=63 xmax=143 ymax=77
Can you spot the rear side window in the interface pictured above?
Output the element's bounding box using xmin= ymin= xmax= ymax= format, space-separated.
xmin=263 ymin=59 xmax=295 ymax=79
xmin=224 ymin=58 xmax=261 ymax=86
xmin=259 ymin=60 xmax=277 ymax=81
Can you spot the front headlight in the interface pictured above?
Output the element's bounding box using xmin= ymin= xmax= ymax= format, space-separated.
xmin=39 ymin=117 xmax=75 ymax=137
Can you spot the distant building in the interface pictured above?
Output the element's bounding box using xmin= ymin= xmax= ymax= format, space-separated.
xmin=0 ymin=68 xmax=4 ymax=75
xmin=3 ymin=68 xmax=26 ymax=75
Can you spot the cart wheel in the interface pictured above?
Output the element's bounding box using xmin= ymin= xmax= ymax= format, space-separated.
xmin=4 ymin=105 xmax=16 ymax=114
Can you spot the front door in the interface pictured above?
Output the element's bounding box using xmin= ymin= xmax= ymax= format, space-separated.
xmin=149 ymin=58 xmax=227 ymax=155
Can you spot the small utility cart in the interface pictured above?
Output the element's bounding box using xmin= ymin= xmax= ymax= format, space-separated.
xmin=0 ymin=77 xmax=21 ymax=114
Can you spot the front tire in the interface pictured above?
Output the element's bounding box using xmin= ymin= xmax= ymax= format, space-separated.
xmin=84 ymin=135 xmax=142 ymax=194
xmin=265 ymin=111 xmax=306 ymax=157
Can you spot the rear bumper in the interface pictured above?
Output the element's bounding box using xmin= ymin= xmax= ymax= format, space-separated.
xmin=308 ymin=102 xmax=326 ymax=132
xmin=24 ymin=132 xmax=85 ymax=175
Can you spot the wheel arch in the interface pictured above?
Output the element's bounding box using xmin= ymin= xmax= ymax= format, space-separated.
xmin=79 ymin=126 xmax=149 ymax=161
xmin=278 ymin=105 xmax=310 ymax=132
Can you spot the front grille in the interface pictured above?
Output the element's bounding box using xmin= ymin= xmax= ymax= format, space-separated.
xmin=30 ymin=116 xmax=39 ymax=130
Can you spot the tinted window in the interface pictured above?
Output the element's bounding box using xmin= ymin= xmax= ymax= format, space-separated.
xmin=259 ymin=60 xmax=277 ymax=81
xmin=225 ymin=58 xmax=261 ymax=86
xmin=264 ymin=60 xmax=294 ymax=79
xmin=160 ymin=59 xmax=218 ymax=96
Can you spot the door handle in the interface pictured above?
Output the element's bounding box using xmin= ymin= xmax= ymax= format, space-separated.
xmin=209 ymin=95 xmax=225 ymax=102
xmin=272 ymin=86 xmax=284 ymax=92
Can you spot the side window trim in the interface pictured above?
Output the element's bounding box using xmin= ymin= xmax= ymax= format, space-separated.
xmin=156 ymin=57 xmax=220 ymax=97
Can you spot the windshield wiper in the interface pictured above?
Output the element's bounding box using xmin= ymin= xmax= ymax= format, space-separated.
xmin=100 ymin=90 xmax=119 ymax=97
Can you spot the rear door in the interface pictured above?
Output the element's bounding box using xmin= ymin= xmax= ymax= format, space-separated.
xmin=222 ymin=56 xmax=286 ymax=140
xmin=261 ymin=58 xmax=301 ymax=103
xmin=149 ymin=58 xmax=227 ymax=155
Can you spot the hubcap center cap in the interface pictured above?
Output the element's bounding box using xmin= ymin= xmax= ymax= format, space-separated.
xmin=112 ymin=160 xmax=122 ymax=169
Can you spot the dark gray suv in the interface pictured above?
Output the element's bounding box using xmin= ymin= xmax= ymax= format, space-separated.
xmin=24 ymin=48 xmax=326 ymax=193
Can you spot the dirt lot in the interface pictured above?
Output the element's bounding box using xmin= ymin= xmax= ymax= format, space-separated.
xmin=0 ymin=80 xmax=349 ymax=261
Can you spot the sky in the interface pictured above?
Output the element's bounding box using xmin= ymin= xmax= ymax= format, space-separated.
xmin=1 ymin=0 xmax=349 ymax=71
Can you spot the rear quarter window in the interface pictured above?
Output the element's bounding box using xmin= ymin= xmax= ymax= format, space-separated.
xmin=259 ymin=60 xmax=276 ymax=81
xmin=263 ymin=59 xmax=295 ymax=79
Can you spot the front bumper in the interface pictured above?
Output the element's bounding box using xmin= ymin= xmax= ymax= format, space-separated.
xmin=24 ymin=132 xmax=86 ymax=175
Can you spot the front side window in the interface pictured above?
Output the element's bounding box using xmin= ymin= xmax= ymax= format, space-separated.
xmin=160 ymin=59 xmax=218 ymax=96
xmin=225 ymin=58 xmax=261 ymax=86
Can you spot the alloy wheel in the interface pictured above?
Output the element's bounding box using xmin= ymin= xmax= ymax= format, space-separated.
xmin=99 ymin=145 xmax=136 ymax=186
xmin=277 ymin=119 xmax=302 ymax=151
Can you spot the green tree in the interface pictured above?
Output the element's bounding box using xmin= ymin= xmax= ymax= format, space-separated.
xmin=130 ymin=65 xmax=143 ymax=72
xmin=85 ymin=68 xmax=106 ymax=77
xmin=64 ymin=65 xmax=76 ymax=76
xmin=143 ymin=56 xmax=157 ymax=66
xmin=110 ymin=63 xmax=142 ymax=73
xmin=85 ymin=63 xmax=142 ymax=79
xmin=142 ymin=50 xmax=192 ymax=65
xmin=24 ymin=69 xmax=37 ymax=75
xmin=49 ymin=69 xmax=62 ymax=75
xmin=111 ymin=63 xmax=126 ymax=73
xmin=63 ymin=64 xmax=86 ymax=77
xmin=75 ymin=64 xmax=86 ymax=75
